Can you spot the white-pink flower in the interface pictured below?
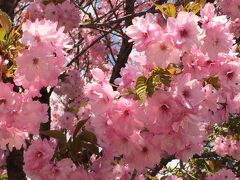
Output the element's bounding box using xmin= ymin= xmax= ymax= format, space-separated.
xmin=167 ymin=12 xmax=203 ymax=51
xmin=126 ymin=13 xmax=162 ymax=51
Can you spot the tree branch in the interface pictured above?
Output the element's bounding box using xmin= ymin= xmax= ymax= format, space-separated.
xmin=0 ymin=0 xmax=20 ymax=20
xmin=109 ymin=0 xmax=135 ymax=85
xmin=39 ymin=87 xmax=54 ymax=139
xmin=6 ymin=148 xmax=26 ymax=180
xmin=79 ymin=8 xmax=156 ymax=29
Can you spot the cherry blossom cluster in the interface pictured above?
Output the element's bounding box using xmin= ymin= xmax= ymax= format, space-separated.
xmin=0 ymin=3 xmax=70 ymax=174
xmin=23 ymin=138 xmax=145 ymax=180
xmin=23 ymin=139 xmax=91 ymax=180
xmin=79 ymin=28 xmax=110 ymax=69
xmin=213 ymin=135 xmax=240 ymax=160
xmin=86 ymin=2 xmax=240 ymax=173
xmin=218 ymin=0 xmax=240 ymax=37
xmin=1 ymin=0 xmax=240 ymax=179
xmin=53 ymin=69 xmax=90 ymax=133
xmin=26 ymin=0 xmax=80 ymax=32
xmin=218 ymin=0 xmax=240 ymax=20
xmin=206 ymin=168 xmax=239 ymax=180
xmin=14 ymin=19 xmax=69 ymax=96
xmin=0 ymin=83 xmax=48 ymax=150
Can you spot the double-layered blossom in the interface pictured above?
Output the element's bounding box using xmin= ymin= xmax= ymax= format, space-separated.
xmin=167 ymin=12 xmax=202 ymax=51
xmin=14 ymin=19 xmax=69 ymax=95
xmin=206 ymin=168 xmax=239 ymax=180
xmin=27 ymin=0 xmax=80 ymax=32
xmin=0 ymin=83 xmax=48 ymax=150
xmin=23 ymin=139 xmax=55 ymax=178
xmin=126 ymin=13 xmax=162 ymax=51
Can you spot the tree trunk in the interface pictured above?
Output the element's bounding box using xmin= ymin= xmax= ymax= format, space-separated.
xmin=6 ymin=148 xmax=26 ymax=180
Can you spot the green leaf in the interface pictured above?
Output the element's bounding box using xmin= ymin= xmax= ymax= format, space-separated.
xmin=83 ymin=19 xmax=92 ymax=25
xmin=150 ymin=67 xmax=171 ymax=87
xmin=40 ymin=130 xmax=66 ymax=141
xmin=79 ymin=129 xmax=97 ymax=144
xmin=135 ymin=76 xmax=147 ymax=101
xmin=70 ymin=129 xmax=99 ymax=158
xmin=73 ymin=119 xmax=88 ymax=138
xmin=155 ymin=3 xmax=176 ymax=17
xmin=204 ymin=76 xmax=220 ymax=90
xmin=0 ymin=173 xmax=8 ymax=180
xmin=69 ymin=138 xmax=81 ymax=160
xmin=184 ymin=0 xmax=206 ymax=14
xmin=185 ymin=2 xmax=201 ymax=14
xmin=152 ymin=74 xmax=161 ymax=86
xmin=0 ymin=10 xmax=12 ymax=41
xmin=40 ymin=130 xmax=67 ymax=153
xmin=167 ymin=63 xmax=183 ymax=75
xmin=66 ymin=106 xmax=79 ymax=113
xmin=80 ymin=101 xmax=88 ymax=107
xmin=80 ymin=141 xmax=99 ymax=154
xmin=206 ymin=160 xmax=222 ymax=173
xmin=146 ymin=72 xmax=162 ymax=96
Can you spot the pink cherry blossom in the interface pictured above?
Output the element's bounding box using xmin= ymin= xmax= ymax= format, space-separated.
xmin=14 ymin=45 xmax=66 ymax=93
xmin=26 ymin=0 xmax=80 ymax=32
xmin=23 ymin=139 xmax=55 ymax=178
xmin=21 ymin=19 xmax=69 ymax=48
xmin=126 ymin=13 xmax=162 ymax=51
xmin=145 ymin=35 xmax=180 ymax=68
xmin=167 ymin=12 xmax=202 ymax=51
xmin=172 ymin=73 xmax=205 ymax=109
xmin=206 ymin=168 xmax=239 ymax=180
xmin=202 ymin=25 xmax=234 ymax=59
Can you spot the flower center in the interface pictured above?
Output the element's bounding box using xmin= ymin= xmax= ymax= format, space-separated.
xmin=33 ymin=58 xmax=39 ymax=65
xmin=143 ymin=32 xmax=148 ymax=38
xmin=122 ymin=137 xmax=128 ymax=143
xmin=0 ymin=99 xmax=6 ymax=105
xmin=34 ymin=35 xmax=41 ymax=42
xmin=179 ymin=28 xmax=189 ymax=38
xmin=226 ymin=71 xmax=234 ymax=80
xmin=142 ymin=146 xmax=148 ymax=154
xmin=161 ymin=104 xmax=169 ymax=112
xmin=214 ymin=39 xmax=220 ymax=46
xmin=160 ymin=44 xmax=167 ymax=51
xmin=124 ymin=110 xmax=130 ymax=116
xmin=182 ymin=89 xmax=190 ymax=98
xmin=36 ymin=151 xmax=43 ymax=158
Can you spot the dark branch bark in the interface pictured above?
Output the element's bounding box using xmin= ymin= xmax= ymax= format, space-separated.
xmin=206 ymin=0 xmax=215 ymax=2
xmin=6 ymin=148 xmax=26 ymax=180
xmin=0 ymin=0 xmax=20 ymax=20
xmin=67 ymin=30 xmax=112 ymax=67
xmin=79 ymin=8 xmax=156 ymax=29
xmin=39 ymin=87 xmax=53 ymax=139
xmin=109 ymin=0 xmax=135 ymax=85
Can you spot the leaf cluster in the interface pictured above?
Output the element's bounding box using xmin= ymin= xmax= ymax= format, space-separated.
xmin=135 ymin=66 xmax=182 ymax=101
xmin=40 ymin=119 xmax=98 ymax=166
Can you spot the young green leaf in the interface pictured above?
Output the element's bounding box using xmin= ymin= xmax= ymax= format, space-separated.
xmin=155 ymin=3 xmax=176 ymax=17
xmin=135 ymin=76 xmax=147 ymax=101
